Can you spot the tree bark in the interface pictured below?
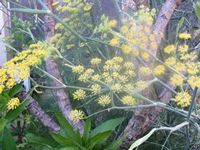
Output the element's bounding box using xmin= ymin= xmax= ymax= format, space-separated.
xmin=120 ymin=0 xmax=182 ymax=149
xmin=20 ymin=92 xmax=60 ymax=133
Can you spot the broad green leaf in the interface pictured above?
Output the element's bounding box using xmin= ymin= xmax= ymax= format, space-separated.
xmin=2 ymin=128 xmax=17 ymax=150
xmin=26 ymin=133 xmax=58 ymax=148
xmin=195 ymin=2 xmax=200 ymax=20
xmin=83 ymin=119 xmax=91 ymax=144
xmin=9 ymin=83 xmax=23 ymax=97
xmin=89 ymin=131 xmax=112 ymax=149
xmin=129 ymin=128 xmax=157 ymax=150
xmin=0 ymin=118 xmax=7 ymax=132
xmin=91 ymin=118 xmax=124 ymax=137
xmin=55 ymin=113 xmax=81 ymax=142
xmin=5 ymin=99 xmax=29 ymax=122
xmin=50 ymin=132 xmax=74 ymax=146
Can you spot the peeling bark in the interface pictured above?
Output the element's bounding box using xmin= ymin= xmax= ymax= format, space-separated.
xmin=120 ymin=0 xmax=182 ymax=149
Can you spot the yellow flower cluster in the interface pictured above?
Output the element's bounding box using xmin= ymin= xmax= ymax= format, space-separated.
xmin=121 ymin=96 xmax=136 ymax=106
xmin=73 ymin=89 xmax=86 ymax=100
xmin=98 ymin=95 xmax=111 ymax=107
xmin=90 ymin=58 xmax=102 ymax=65
xmin=72 ymin=56 xmax=144 ymax=107
xmin=175 ymin=92 xmax=191 ymax=108
xmin=7 ymin=98 xmax=20 ymax=110
xmin=69 ymin=109 xmax=84 ymax=122
xmin=107 ymin=7 xmax=158 ymax=63
xmin=178 ymin=33 xmax=191 ymax=40
xmin=0 ymin=43 xmax=49 ymax=94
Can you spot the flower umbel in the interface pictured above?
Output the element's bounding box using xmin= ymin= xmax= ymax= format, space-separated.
xmin=69 ymin=109 xmax=84 ymax=122
xmin=175 ymin=92 xmax=191 ymax=108
xmin=7 ymin=98 xmax=20 ymax=110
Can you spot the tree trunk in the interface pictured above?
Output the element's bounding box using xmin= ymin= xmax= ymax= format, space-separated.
xmin=120 ymin=0 xmax=182 ymax=149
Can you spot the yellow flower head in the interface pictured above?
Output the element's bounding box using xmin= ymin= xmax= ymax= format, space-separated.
xmin=108 ymin=19 xmax=117 ymax=28
xmin=111 ymin=83 xmax=123 ymax=93
xmin=175 ymin=92 xmax=191 ymax=107
xmin=174 ymin=62 xmax=186 ymax=72
xmin=170 ymin=74 xmax=184 ymax=86
xmin=121 ymin=44 xmax=131 ymax=54
xmin=178 ymin=33 xmax=191 ymax=40
xmin=73 ymin=89 xmax=86 ymax=100
xmin=72 ymin=65 xmax=84 ymax=74
xmin=6 ymin=78 xmax=16 ymax=89
xmin=7 ymin=97 xmax=20 ymax=110
xmin=90 ymin=58 xmax=102 ymax=65
xmin=141 ymin=52 xmax=150 ymax=61
xmin=0 ymin=69 xmax=7 ymax=84
xmin=69 ymin=109 xmax=84 ymax=122
xmin=165 ymin=57 xmax=176 ymax=66
xmin=178 ymin=44 xmax=189 ymax=53
xmin=91 ymin=84 xmax=101 ymax=95
xmin=120 ymin=25 xmax=129 ymax=34
xmin=121 ymin=96 xmax=136 ymax=106
xmin=188 ymin=76 xmax=200 ymax=88
xmin=124 ymin=62 xmax=134 ymax=69
xmin=98 ymin=95 xmax=111 ymax=107
xmin=153 ymin=65 xmax=165 ymax=76
xmin=110 ymin=38 xmax=119 ymax=47
xmin=164 ymin=45 xmax=176 ymax=54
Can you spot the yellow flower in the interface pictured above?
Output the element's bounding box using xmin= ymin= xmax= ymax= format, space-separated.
xmin=175 ymin=92 xmax=191 ymax=108
xmin=91 ymin=74 xmax=100 ymax=81
xmin=124 ymin=62 xmax=134 ymax=69
xmin=73 ymin=89 xmax=86 ymax=100
xmin=186 ymin=62 xmax=199 ymax=75
xmin=141 ymin=52 xmax=150 ymax=61
xmin=90 ymin=58 xmax=101 ymax=65
xmin=178 ymin=33 xmax=191 ymax=40
xmin=7 ymin=97 xmax=20 ymax=110
xmin=120 ymin=25 xmax=129 ymax=34
xmin=178 ymin=44 xmax=189 ymax=53
xmin=72 ymin=65 xmax=84 ymax=74
xmin=112 ymin=56 xmax=123 ymax=63
xmin=188 ymin=76 xmax=200 ymax=88
xmin=0 ymin=85 xmax=5 ymax=94
xmin=164 ymin=45 xmax=176 ymax=54
xmin=121 ymin=96 xmax=136 ymax=106
xmin=6 ymin=78 xmax=16 ymax=89
xmin=91 ymin=84 xmax=101 ymax=95
xmin=111 ymin=83 xmax=123 ymax=93
xmin=69 ymin=109 xmax=84 ymax=122
xmin=165 ymin=57 xmax=176 ymax=66
xmin=108 ymin=19 xmax=117 ymax=28
xmin=0 ymin=68 xmax=7 ymax=84
xmin=174 ymin=62 xmax=186 ymax=72
xmin=170 ymin=74 xmax=184 ymax=86
xmin=110 ymin=38 xmax=119 ymax=47
xmin=153 ymin=65 xmax=165 ymax=76
xmin=98 ymin=95 xmax=111 ymax=107
xmin=121 ymin=44 xmax=131 ymax=54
